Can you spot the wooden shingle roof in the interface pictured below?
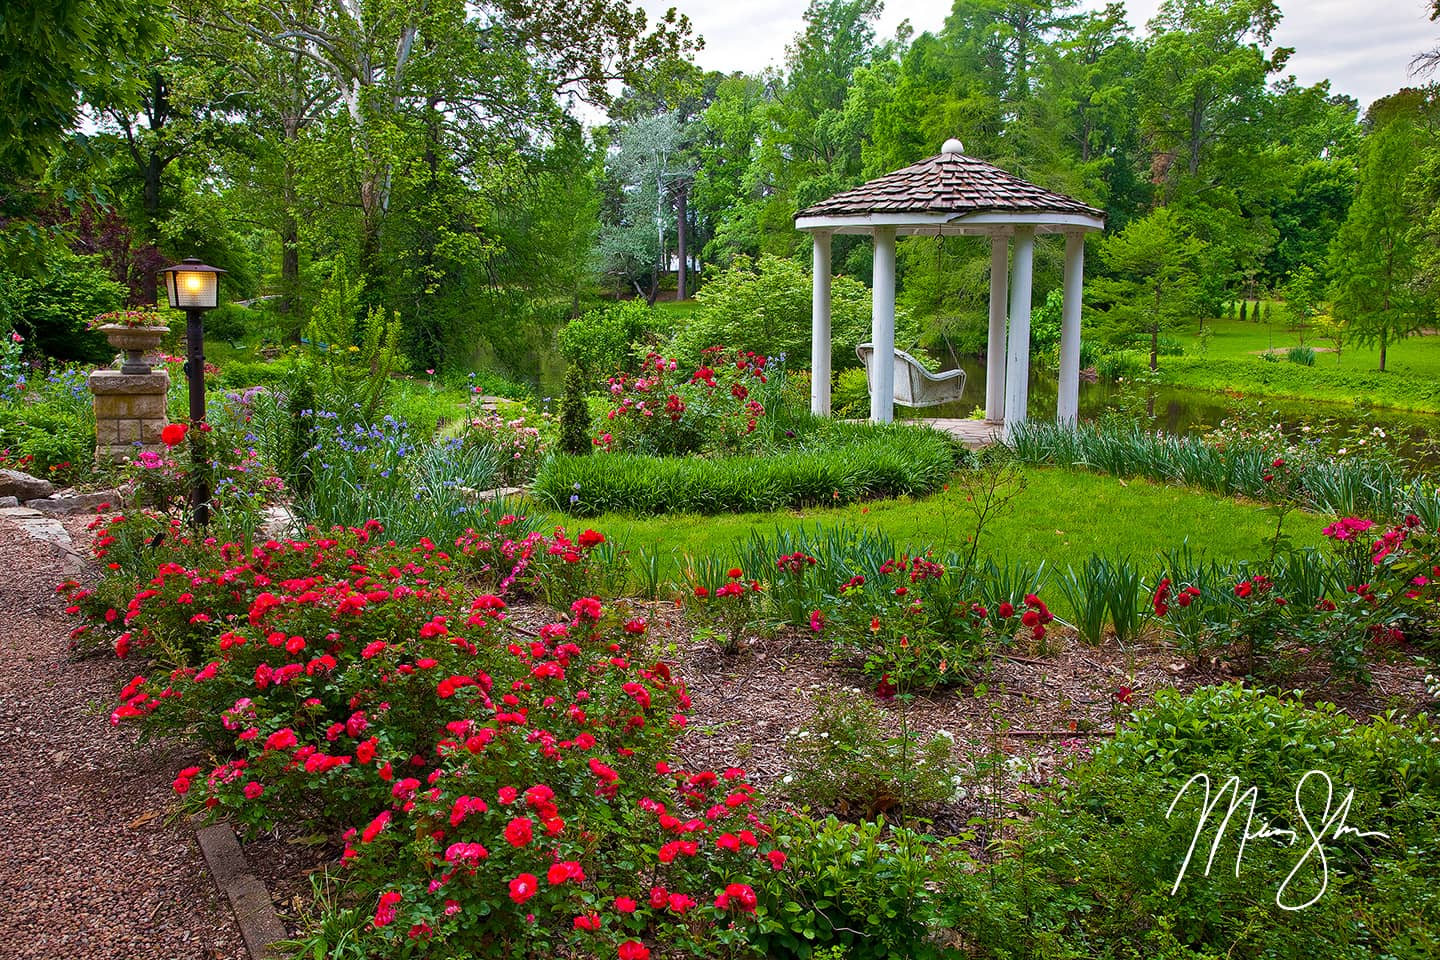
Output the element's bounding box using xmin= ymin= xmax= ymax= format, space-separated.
xmin=796 ymin=150 xmax=1105 ymax=222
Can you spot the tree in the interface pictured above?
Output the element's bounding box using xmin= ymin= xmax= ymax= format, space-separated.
xmin=598 ymin=112 xmax=688 ymax=303
xmin=1138 ymin=0 xmax=1285 ymax=190
xmin=1281 ymin=264 xmax=1324 ymax=344
xmin=0 ymin=0 xmax=159 ymax=264
xmin=0 ymin=0 xmax=158 ymax=177
xmin=1413 ymin=1 xmax=1440 ymax=77
xmin=1089 ymin=207 xmax=1205 ymax=370
xmin=1328 ymin=110 xmax=1432 ymax=372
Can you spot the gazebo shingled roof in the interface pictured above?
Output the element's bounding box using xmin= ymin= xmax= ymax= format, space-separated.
xmin=796 ymin=151 xmax=1106 ymax=222
xmin=795 ymin=139 xmax=1106 ymax=435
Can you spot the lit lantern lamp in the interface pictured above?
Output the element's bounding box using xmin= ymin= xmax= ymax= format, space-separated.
xmin=159 ymin=258 xmax=226 ymax=526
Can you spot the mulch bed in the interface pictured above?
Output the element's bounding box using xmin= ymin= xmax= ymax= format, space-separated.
xmin=0 ymin=516 xmax=245 ymax=960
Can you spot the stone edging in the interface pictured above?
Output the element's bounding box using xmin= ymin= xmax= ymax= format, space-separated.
xmin=194 ymin=822 xmax=289 ymax=959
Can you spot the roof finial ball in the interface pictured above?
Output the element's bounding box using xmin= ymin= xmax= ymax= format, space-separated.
xmin=941 ymin=138 xmax=964 ymax=155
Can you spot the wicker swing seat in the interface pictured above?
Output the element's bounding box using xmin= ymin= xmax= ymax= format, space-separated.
xmin=855 ymin=343 xmax=967 ymax=408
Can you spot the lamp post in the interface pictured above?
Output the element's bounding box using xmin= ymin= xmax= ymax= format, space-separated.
xmin=159 ymin=258 xmax=225 ymax=526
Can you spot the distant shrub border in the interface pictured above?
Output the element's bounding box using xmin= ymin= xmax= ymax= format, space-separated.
xmin=533 ymin=423 xmax=961 ymax=516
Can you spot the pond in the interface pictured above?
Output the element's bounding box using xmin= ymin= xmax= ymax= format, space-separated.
xmin=895 ymin=355 xmax=1440 ymax=468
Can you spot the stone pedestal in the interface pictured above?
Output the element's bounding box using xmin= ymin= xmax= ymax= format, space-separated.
xmin=90 ymin=369 xmax=171 ymax=462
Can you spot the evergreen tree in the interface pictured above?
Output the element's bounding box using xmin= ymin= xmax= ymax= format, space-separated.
xmin=1328 ymin=111 xmax=1432 ymax=372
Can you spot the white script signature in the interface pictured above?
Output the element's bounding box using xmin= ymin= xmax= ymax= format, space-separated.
xmin=1165 ymin=770 xmax=1389 ymax=910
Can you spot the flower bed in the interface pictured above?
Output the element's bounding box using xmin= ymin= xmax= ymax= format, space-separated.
xmin=57 ymin=503 xmax=1440 ymax=959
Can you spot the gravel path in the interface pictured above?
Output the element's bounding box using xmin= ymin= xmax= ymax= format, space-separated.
xmin=0 ymin=517 xmax=245 ymax=960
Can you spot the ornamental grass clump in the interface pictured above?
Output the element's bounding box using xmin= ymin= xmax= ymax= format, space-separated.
xmin=1008 ymin=419 xmax=1434 ymax=524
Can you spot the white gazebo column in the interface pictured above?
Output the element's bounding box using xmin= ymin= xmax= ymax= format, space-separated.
xmin=870 ymin=226 xmax=897 ymax=423
xmin=1057 ymin=231 xmax=1085 ymax=425
xmin=810 ymin=230 xmax=833 ymax=416
xmin=985 ymin=234 xmax=1009 ymax=423
xmin=1002 ymin=226 xmax=1035 ymax=441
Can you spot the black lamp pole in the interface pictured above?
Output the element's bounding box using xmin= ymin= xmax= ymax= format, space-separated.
xmin=159 ymin=258 xmax=225 ymax=529
xmin=184 ymin=306 xmax=209 ymax=526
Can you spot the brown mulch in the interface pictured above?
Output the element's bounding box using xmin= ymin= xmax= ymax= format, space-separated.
xmin=641 ymin=600 xmax=1436 ymax=844
xmin=0 ymin=516 xmax=245 ymax=960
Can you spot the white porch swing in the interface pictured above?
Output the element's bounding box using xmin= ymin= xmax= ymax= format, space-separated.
xmin=854 ymin=343 xmax=966 ymax=408
xmin=856 ymin=232 xmax=967 ymax=408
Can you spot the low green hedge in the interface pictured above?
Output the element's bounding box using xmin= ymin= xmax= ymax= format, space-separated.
xmin=533 ymin=422 xmax=961 ymax=516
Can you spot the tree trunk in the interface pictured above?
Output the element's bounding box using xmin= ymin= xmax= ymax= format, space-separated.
xmin=1379 ymin=332 xmax=1387 ymax=373
xmin=1151 ymin=285 xmax=1161 ymax=371
xmin=138 ymin=71 xmax=168 ymax=306
xmin=676 ymin=181 xmax=688 ymax=302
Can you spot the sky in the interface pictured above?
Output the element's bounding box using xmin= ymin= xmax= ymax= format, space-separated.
xmin=675 ymin=0 xmax=1438 ymax=111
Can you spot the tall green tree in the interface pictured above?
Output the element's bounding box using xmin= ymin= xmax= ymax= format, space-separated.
xmin=1138 ymin=0 xmax=1285 ymax=191
xmin=598 ymin=112 xmax=688 ymax=302
xmin=1089 ymin=207 xmax=1206 ymax=369
xmin=0 ymin=0 xmax=159 ymax=264
xmin=1328 ymin=109 xmax=1433 ymax=372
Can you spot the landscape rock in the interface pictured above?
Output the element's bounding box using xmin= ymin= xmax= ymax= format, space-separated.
xmin=0 ymin=469 xmax=54 ymax=501
xmin=0 ymin=496 xmax=16 ymax=508
xmin=23 ymin=491 xmax=119 ymax=517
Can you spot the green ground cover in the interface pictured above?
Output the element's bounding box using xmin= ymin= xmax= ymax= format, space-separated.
xmin=588 ymin=464 xmax=1326 ymax=576
xmin=1160 ymin=315 xmax=1440 ymax=412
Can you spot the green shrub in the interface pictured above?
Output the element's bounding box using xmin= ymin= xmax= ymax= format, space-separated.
xmin=1096 ymin=349 xmax=1146 ymax=380
xmin=761 ymin=816 xmax=976 ymax=960
xmin=203 ymin=302 xmax=254 ymax=347
xmin=216 ymin=356 xmax=298 ymax=388
xmin=995 ymin=684 xmax=1440 ymax=959
xmin=1288 ymin=345 xmax=1316 ymax=366
xmin=0 ymin=402 xmax=95 ymax=481
xmin=559 ymin=362 xmax=591 ymax=454
xmin=0 ymin=250 xmax=123 ymax=363
xmin=535 ymin=423 xmax=959 ymax=516
xmin=558 ymin=299 xmax=664 ymax=376
xmin=832 ymin=367 xmax=870 ymax=419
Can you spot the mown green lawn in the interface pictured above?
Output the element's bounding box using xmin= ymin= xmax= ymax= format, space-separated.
xmin=1160 ymin=315 xmax=1440 ymax=412
xmin=589 ymin=464 xmax=1326 ymax=575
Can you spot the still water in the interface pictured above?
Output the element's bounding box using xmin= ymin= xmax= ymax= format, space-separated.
xmin=894 ymin=356 xmax=1439 ymax=467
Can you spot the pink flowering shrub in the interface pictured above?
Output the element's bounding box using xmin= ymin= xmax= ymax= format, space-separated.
xmin=597 ymin=348 xmax=771 ymax=456
xmin=462 ymin=407 xmax=550 ymax=484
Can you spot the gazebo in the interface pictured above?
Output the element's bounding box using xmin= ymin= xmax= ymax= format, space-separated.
xmin=794 ymin=139 xmax=1105 ymax=439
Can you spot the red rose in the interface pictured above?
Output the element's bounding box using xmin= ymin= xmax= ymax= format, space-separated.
xmin=508 ymin=873 xmax=539 ymax=904
xmin=618 ymin=942 xmax=650 ymax=960
xmin=504 ymin=817 xmax=533 ymax=847
xmin=160 ymin=423 xmax=188 ymax=446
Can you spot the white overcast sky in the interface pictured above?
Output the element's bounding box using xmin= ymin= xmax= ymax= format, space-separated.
xmin=673 ymin=0 xmax=1438 ymax=111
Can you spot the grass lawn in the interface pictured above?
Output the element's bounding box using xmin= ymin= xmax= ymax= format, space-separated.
xmin=654 ymin=299 xmax=703 ymax=323
xmin=1160 ymin=314 xmax=1440 ymax=412
xmin=589 ymin=464 xmax=1327 ymax=578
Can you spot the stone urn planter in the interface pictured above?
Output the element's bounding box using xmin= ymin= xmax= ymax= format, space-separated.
xmin=99 ymin=324 xmax=168 ymax=375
